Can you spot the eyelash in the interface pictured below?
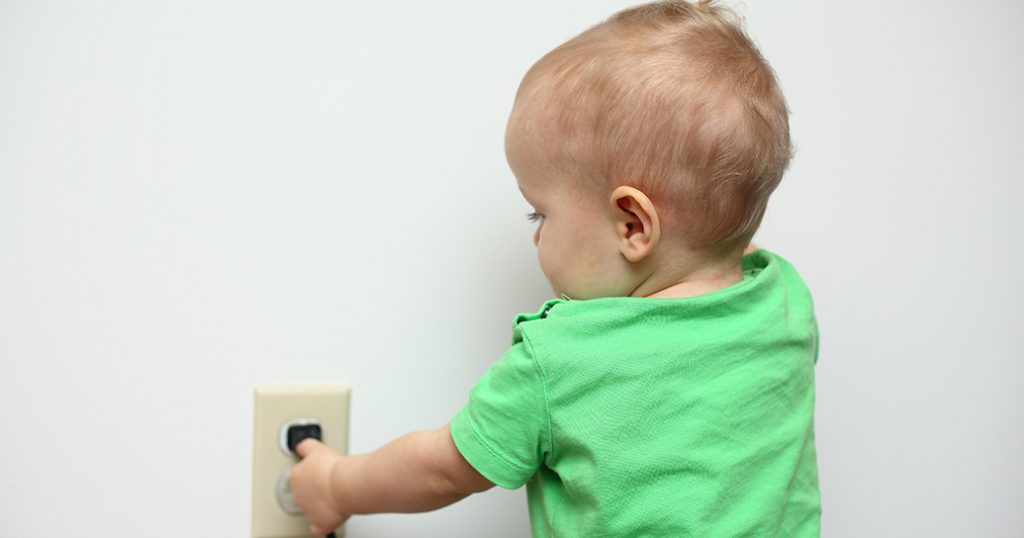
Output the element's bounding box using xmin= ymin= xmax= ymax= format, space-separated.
xmin=526 ymin=211 xmax=544 ymax=223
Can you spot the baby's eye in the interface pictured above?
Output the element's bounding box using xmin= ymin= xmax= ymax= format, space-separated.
xmin=526 ymin=211 xmax=544 ymax=223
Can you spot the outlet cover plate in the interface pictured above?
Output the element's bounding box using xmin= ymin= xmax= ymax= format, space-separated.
xmin=252 ymin=385 xmax=350 ymax=538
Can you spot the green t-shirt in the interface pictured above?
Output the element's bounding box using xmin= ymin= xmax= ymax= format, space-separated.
xmin=450 ymin=248 xmax=821 ymax=537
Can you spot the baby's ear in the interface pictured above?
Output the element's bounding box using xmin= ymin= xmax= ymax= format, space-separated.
xmin=609 ymin=186 xmax=660 ymax=263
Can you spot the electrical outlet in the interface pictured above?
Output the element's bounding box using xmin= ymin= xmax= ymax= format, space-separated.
xmin=252 ymin=385 xmax=350 ymax=538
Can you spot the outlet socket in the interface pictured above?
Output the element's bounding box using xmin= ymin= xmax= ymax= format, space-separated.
xmin=251 ymin=385 xmax=350 ymax=538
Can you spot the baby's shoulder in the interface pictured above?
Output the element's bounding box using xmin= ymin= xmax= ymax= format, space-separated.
xmin=509 ymin=297 xmax=645 ymax=371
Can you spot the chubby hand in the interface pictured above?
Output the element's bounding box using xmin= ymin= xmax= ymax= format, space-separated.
xmin=290 ymin=438 xmax=351 ymax=537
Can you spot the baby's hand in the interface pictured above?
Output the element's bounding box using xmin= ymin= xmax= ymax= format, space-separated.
xmin=290 ymin=438 xmax=351 ymax=537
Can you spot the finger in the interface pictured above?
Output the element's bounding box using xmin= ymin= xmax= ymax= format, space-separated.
xmin=295 ymin=438 xmax=322 ymax=458
xmin=309 ymin=524 xmax=324 ymax=538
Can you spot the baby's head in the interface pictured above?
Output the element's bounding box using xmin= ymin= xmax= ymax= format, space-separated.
xmin=505 ymin=0 xmax=792 ymax=300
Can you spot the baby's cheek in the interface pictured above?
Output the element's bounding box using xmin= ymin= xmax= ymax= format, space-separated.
xmin=536 ymin=244 xmax=557 ymax=286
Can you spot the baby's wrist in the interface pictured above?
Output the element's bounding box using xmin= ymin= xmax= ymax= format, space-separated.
xmin=327 ymin=454 xmax=354 ymax=514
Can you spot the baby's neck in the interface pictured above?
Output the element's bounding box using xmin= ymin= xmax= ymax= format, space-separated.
xmin=632 ymin=253 xmax=746 ymax=299
xmin=641 ymin=268 xmax=744 ymax=299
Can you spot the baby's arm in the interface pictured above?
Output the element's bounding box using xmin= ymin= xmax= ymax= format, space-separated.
xmin=290 ymin=423 xmax=495 ymax=534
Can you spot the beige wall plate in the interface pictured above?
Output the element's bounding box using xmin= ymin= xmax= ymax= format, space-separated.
xmin=252 ymin=385 xmax=350 ymax=538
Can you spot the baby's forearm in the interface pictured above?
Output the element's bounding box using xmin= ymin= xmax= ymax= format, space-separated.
xmin=331 ymin=427 xmax=471 ymax=514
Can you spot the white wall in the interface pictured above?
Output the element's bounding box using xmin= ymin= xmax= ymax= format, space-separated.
xmin=1 ymin=1 xmax=1021 ymax=536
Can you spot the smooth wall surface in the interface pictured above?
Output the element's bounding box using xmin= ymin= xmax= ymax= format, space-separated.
xmin=2 ymin=1 xmax=1021 ymax=536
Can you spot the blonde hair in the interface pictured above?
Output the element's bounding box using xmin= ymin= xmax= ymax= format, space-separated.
xmin=508 ymin=0 xmax=792 ymax=255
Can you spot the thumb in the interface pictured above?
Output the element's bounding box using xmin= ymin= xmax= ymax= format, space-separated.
xmin=295 ymin=437 xmax=322 ymax=459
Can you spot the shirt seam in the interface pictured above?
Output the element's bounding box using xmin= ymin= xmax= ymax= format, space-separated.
xmin=462 ymin=404 xmax=535 ymax=477
xmin=520 ymin=328 xmax=556 ymax=464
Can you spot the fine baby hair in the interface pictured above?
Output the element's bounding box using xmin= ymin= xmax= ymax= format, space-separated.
xmin=507 ymin=0 xmax=792 ymax=257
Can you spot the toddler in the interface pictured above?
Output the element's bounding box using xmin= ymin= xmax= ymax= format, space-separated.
xmin=289 ymin=0 xmax=821 ymax=536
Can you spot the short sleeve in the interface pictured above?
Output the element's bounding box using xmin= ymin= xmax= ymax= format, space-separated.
xmin=450 ymin=336 xmax=551 ymax=489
